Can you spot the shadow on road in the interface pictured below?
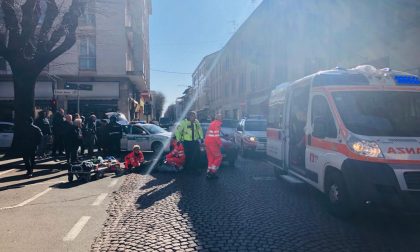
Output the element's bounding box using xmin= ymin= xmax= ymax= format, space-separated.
xmin=0 ymin=170 xmax=66 ymax=192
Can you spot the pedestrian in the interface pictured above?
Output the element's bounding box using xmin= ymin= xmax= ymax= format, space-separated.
xmin=96 ymin=119 xmax=108 ymax=154
xmin=124 ymin=144 xmax=144 ymax=170
xmin=74 ymin=118 xmax=84 ymax=157
xmin=51 ymin=108 xmax=65 ymax=157
xmin=63 ymin=114 xmax=79 ymax=163
xmin=175 ymin=111 xmax=203 ymax=172
xmin=16 ymin=117 xmax=43 ymax=177
xmin=84 ymin=115 xmax=97 ymax=157
xmin=34 ymin=110 xmax=52 ymax=158
xmin=105 ymin=115 xmax=123 ymax=158
xmin=79 ymin=115 xmax=86 ymax=155
xmin=205 ymin=113 xmax=223 ymax=178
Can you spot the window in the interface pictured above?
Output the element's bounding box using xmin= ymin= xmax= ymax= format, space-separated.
xmin=80 ymin=0 xmax=96 ymax=26
xmin=132 ymin=126 xmax=147 ymax=135
xmin=268 ymin=101 xmax=284 ymax=129
xmin=311 ymin=95 xmax=337 ymax=138
xmin=79 ymin=37 xmax=96 ymax=70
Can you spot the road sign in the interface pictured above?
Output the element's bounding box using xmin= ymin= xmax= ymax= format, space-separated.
xmin=64 ymin=83 xmax=93 ymax=91
xmin=54 ymin=89 xmax=77 ymax=96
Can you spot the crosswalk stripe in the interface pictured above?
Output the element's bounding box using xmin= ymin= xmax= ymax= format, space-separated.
xmin=63 ymin=216 xmax=91 ymax=241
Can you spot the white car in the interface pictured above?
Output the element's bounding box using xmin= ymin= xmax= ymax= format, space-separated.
xmin=121 ymin=123 xmax=172 ymax=153
xmin=0 ymin=121 xmax=14 ymax=150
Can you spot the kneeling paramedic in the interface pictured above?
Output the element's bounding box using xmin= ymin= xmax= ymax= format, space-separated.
xmin=165 ymin=137 xmax=185 ymax=169
xmin=205 ymin=113 xmax=223 ymax=178
xmin=124 ymin=145 xmax=144 ymax=170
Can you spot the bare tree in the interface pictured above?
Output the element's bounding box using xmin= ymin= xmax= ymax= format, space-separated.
xmin=151 ymin=90 xmax=166 ymax=121
xmin=0 ymin=0 xmax=85 ymax=151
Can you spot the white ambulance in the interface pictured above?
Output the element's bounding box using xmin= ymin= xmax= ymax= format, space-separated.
xmin=267 ymin=65 xmax=420 ymax=216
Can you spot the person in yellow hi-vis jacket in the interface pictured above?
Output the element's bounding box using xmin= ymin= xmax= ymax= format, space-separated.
xmin=175 ymin=111 xmax=204 ymax=172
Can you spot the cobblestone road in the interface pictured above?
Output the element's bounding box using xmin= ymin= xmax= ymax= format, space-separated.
xmin=92 ymin=156 xmax=420 ymax=252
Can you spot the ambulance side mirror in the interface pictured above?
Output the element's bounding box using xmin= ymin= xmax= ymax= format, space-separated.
xmin=313 ymin=117 xmax=328 ymax=139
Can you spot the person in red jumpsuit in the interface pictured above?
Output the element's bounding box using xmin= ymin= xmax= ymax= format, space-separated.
xmin=165 ymin=138 xmax=185 ymax=169
xmin=205 ymin=113 xmax=223 ymax=178
xmin=124 ymin=144 xmax=144 ymax=170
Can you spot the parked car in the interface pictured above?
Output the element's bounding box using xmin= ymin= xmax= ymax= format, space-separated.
xmin=121 ymin=123 xmax=172 ymax=153
xmin=200 ymin=123 xmax=238 ymax=167
xmin=105 ymin=112 xmax=129 ymax=125
xmin=221 ymin=119 xmax=238 ymax=138
xmin=234 ymin=117 xmax=267 ymax=156
xmin=0 ymin=121 xmax=14 ymax=151
xmin=159 ymin=117 xmax=173 ymax=130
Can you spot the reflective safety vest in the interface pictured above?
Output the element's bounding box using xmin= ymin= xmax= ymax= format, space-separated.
xmin=204 ymin=119 xmax=222 ymax=146
xmin=175 ymin=119 xmax=204 ymax=142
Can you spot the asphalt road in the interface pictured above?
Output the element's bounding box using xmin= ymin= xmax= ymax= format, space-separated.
xmin=0 ymin=157 xmax=123 ymax=252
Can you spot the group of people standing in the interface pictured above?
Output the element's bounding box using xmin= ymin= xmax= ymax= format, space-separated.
xmin=175 ymin=111 xmax=224 ymax=178
xmin=17 ymin=109 xmax=123 ymax=177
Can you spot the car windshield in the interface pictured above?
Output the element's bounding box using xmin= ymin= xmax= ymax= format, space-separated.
xmin=244 ymin=121 xmax=267 ymax=131
xmin=333 ymin=91 xmax=420 ymax=137
xmin=142 ymin=124 xmax=166 ymax=134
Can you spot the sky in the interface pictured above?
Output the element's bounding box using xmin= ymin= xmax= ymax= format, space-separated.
xmin=150 ymin=0 xmax=263 ymax=112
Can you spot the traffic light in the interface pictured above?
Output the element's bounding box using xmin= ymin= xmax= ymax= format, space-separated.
xmin=50 ymin=98 xmax=57 ymax=112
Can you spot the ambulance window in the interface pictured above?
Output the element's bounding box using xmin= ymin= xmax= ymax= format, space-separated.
xmin=311 ymin=96 xmax=337 ymax=138
xmin=268 ymin=102 xmax=284 ymax=129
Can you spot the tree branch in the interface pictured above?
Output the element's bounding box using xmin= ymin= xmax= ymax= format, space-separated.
xmin=37 ymin=0 xmax=59 ymax=54
xmin=20 ymin=0 xmax=39 ymax=48
xmin=2 ymin=0 xmax=20 ymax=50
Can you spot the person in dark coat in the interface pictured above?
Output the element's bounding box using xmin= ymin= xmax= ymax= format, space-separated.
xmin=35 ymin=110 xmax=52 ymax=158
xmin=17 ymin=117 xmax=43 ymax=177
xmin=96 ymin=119 xmax=108 ymax=154
xmin=84 ymin=115 xmax=97 ymax=157
xmin=52 ymin=109 xmax=65 ymax=157
xmin=63 ymin=115 xmax=81 ymax=163
xmin=105 ymin=115 xmax=122 ymax=158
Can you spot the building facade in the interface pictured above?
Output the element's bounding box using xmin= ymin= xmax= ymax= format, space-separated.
xmin=193 ymin=0 xmax=420 ymax=119
xmin=0 ymin=0 xmax=152 ymax=121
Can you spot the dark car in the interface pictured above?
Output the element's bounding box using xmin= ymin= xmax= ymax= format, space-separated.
xmin=200 ymin=123 xmax=238 ymax=167
xmin=159 ymin=117 xmax=173 ymax=130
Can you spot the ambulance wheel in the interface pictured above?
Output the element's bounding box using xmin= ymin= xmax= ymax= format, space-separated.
xmin=68 ymin=173 xmax=74 ymax=182
xmin=325 ymin=171 xmax=353 ymax=218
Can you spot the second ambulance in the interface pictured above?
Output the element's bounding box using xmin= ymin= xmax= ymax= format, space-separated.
xmin=267 ymin=65 xmax=420 ymax=216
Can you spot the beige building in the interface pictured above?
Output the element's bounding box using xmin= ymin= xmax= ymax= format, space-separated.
xmin=194 ymin=0 xmax=420 ymax=119
xmin=0 ymin=0 xmax=151 ymax=121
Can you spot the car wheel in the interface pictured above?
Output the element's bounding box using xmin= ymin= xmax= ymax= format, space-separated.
xmin=325 ymin=171 xmax=353 ymax=218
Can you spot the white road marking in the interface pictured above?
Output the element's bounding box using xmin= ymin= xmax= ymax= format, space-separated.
xmin=63 ymin=216 xmax=91 ymax=241
xmin=91 ymin=193 xmax=108 ymax=206
xmin=0 ymin=169 xmax=16 ymax=176
xmin=281 ymin=175 xmax=304 ymax=184
xmin=0 ymin=188 xmax=52 ymax=211
xmin=108 ymin=179 xmax=118 ymax=188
